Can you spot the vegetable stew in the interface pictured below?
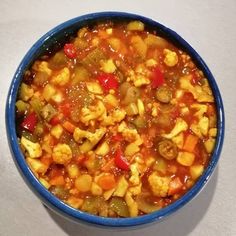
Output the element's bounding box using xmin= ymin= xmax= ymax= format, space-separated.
xmin=16 ymin=20 xmax=217 ymax=217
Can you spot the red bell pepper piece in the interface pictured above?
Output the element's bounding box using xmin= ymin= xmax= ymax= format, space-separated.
xmin=21 ymin=112 xmax=37 ymax=132
xmin=151 ymin=67 xmax=165 ymax=88
xmin=64 ymin=43 xmax=77 ymax=59
xmin=96 ymin=73 xmax=118 ymax=92
xmin=114 ymin=147 xmax=130 ymax=171
xmin=111 ymin=134 xmax=123 ymax=142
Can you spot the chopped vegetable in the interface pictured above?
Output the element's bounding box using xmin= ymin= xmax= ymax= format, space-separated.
xmin=156 ymin=86 xmax=172 ymax=103
xmin=16 ymin=20 xmax=217 ymax=218
xmin=183 ymin=134 xmax=199 ymax=152
xmin=21 ymin=112 xmax=37 ymax=132
xmin=75 ymin=174 xmax=92 ymax=192
xmin=64 ymin=43 xmax=77 ymax=59
xmin=97 ymin=174 xmax=116 ymax=190
xmin=52 ymin=143 xmax=72 ymax=165
xmin=137 ymin=193 xmax=161 ymax=213
xmin=114 ymin=147 xmax=130 ymax=171
xmin=163 ymin=49 xmax=178 ymax=67
xmin=127 ymin=21 xmax=144 ymax=31
xmin=177 ymin=152 xmax=195 ymax=166
xmin=168 ymin=177 xmax=183 ymax=195
xmin=21 ymin=136 xmax=42 ymax=158
xmin=150 ymin=67 xmax=164 ymax=88
xmin=190 ymin=165 xmax=204 ymax=180
xmin=96 ymin=73 xmax=118 ymax=92
xmin=157 ymin=139 xmax=178 ymax=160
xmin=109 ymin=197 xmax=129 ymax=217
xmin=19 ymin=83 xmax=34 ymax=101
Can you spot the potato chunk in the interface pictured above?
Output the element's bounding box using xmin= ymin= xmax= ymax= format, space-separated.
xmin=177 ymin=152 xmax=195 ymax=166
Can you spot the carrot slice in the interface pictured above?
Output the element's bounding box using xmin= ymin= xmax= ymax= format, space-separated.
xmin=49 ymin=175 xmax=65 ymax=186
xmin=183 ymin=134 xmax=199 ymax=152
xmin=97 ymin=174 xmax=116 ymax=190
xmin=62 ymin=120 xmax=76 ymax=133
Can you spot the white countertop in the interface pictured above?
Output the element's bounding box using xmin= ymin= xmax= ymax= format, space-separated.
xmin=1 ymin=0 xmax=236 ymax=235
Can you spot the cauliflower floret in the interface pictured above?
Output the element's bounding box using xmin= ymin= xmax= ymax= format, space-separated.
xmin=52 ymin=143 xmax=72 ymax=164
xmin=118 ymin=121 xmax=142 ymax=144
xmin=179 ymin=75 xmax=214 ymax=103
xmin=129 ymin=163 xmax=140 ymax=185
xmin=103 ymin=94 xmax=119 ymax=107
xmin=80 ymin=100 xmax=106 ymax=125
xmin=86 ymin=82 xmax=103 ymax=94
xmin=127 ymin=69 xmax=150 ymax=87
xmin=130 ymin=74 xmax=150 ymax=87
xmin=21 ymin=136 xmax=42 ymax=158
xmin=148 ymin=172 xmax=171 ymax=197
xmin=125 ymin=191 xmax=138 ymax=217
xmin=163 ymin=49 xmax=178 ymax=67
xmin=100 ymin=109 xmax=126 ymax=126
xmin=51 ymin=67 xmax=70 ymax=86
xmin=33 ymin=61 xmax=52 ymax=76
xmin=100 ymin=59 xmax=116 ymax=73
xmin=162 ymin=118 xmax=188 ymax=139
xmin=145 ymin=58 xmax=157 ymax=67
xmin=113 ymin=176 xmax=129 ymax=197
xmin=118 ymin=121 xmax=143 ymax=155
xmin=73 ymin=127 xmax=107 ymax=153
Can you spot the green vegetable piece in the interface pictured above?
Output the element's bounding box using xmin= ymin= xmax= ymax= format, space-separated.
xmin=156 ymin=86 xmax=172 ymax=103
xmin=109 ymin=197 xmax=129 ymax=217
xmin=40 ymin=104 xmax=57 ymax=121
xmin=49 ymin=51 xmax=68 ymax=70
xmin=29 ymin=97 xmax=43 ymax=116
xmin=81 ymin=196 xmax=108 ymax=217
xmin=133 ymin=116 xmax=147 ymax=128
xmin=82 ymin=48 xmax=106 ymax=67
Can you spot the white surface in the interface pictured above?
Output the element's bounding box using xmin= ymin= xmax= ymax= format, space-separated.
xmin=0 ymin=0 xmax=235 ymax=235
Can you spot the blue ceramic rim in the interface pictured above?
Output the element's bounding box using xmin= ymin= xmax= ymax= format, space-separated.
xmin=5 ymin=12 xmax=225 ymax=227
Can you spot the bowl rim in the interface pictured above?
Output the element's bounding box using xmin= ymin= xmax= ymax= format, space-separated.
xmin=5 ymin=11 xmax=225 ymax=227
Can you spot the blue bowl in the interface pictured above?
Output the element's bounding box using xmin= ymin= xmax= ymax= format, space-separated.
xmin=5 ymin=12 xmax=225 ymax=228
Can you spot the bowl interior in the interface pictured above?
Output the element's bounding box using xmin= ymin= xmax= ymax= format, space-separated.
xmin=5 ymin=12 xmax=224 ymax=227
